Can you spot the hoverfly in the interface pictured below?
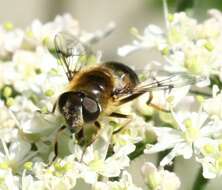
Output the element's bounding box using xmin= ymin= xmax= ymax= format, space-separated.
xmin=52 ymin=32 xmax=199 ymax=161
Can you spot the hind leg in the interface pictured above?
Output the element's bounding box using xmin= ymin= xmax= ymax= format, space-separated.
xmin=146 ymin=92 xmax=170 ymax=113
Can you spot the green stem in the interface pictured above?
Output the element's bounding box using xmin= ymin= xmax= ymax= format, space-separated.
xmin=192 ymin=168 xmax=208 ymax=190
xmin=190 ymin=90 xmax=211 ymax=97
xmin=129 ymin=142 xmax=146 ymax=160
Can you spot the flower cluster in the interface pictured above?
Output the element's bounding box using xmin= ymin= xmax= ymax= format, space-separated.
xmin=119 ymin=9 xmax=222 ymax=79
xmin=118 ymin=7 xmax=222 ymax=187
xmin=1 ymin=6 xmax=222 ymax=190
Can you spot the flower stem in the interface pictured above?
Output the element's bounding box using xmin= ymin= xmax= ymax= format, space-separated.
xmin=162 ymin=0 xmax=169 ymax=30
xmin=190 ymin=90 xmax=211 ymax=97
xmin=129 ymin=142 xmax=146 ymax=160
xmin=192 ymin=168 xmax=208 ymax=190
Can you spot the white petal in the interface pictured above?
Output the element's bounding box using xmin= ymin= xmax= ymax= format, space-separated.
xmin=144 ymin=25 xmax=163 ymax=35
xmin=160 ymin=143 xmax=192 ymax=166
xmin=117 ymin=44 xmax=142 ymax=56
xmin=9 ymin=141 xmax=31 ymax=162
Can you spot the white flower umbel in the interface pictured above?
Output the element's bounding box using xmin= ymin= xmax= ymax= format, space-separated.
xmin=118 ymin=10 xmax=222 ymax=81
xmin=141 ymin=162 xmax=181 ymax=190
xmin=118 ymin=25 xmax=165 ymax=56
xmin=30 ymin=157 xmax=79 ymax=190
xmin=24 ymin=14 xmax=80 ymax=49
xmin=144 ymin=111 xmax=222 ymax=166
xmin=69 ymin=125 xmax=132 ymax=184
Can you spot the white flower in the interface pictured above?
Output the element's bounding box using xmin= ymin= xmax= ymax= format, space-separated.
xmin=21 ymin=111 xmax=63 ymax=135
xmin=141 ymin=162 xmax=181 ymax=190
xmin=118 ymin=25 xmax=165 ymax=56
xmin=203 ymin=85 xmax=222 ymax=119
xmin=0 ymin=101 xmax=18 ymax=142
xmin=0 ymin=168 xmax=19 ymax=190
xmin=21 ymin=174 xmax=44 ymax=190
xmin=93 ymin=171 xmax=142 ymax=190
xmin=0 ymin=140 xmax=32 ymax=174
xmin=144 ymin=111 xmax=222 ymax=166
xmin=24 ymin=14 xmax=79 ymax=48
xmin=32 ymin=157 xmax=79 ymax=190
xmin=195 ymin=139 xmax=222 ymax=179
xmin=69 ymin=125 xmax=132 ymax=184
xmin=9 ymin=96 xmax=38 ymax=124
xmin=11 ymin=47 xmax=66 ymax=94
xmin=118 ymin=10 xmax=222 ymax=80
xmin=0 ymin=26 xmax=24 ymax=59
xmin=111 ymin=112 xmax=145 ymax=150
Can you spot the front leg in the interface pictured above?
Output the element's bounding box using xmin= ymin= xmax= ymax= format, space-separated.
xmin=109 ymin=112 xmax=132 ymax=134
xmin=50 ymin=125 xmax=66 ymax=164
xmin=80 ymin=121 xmax=101 ymax=161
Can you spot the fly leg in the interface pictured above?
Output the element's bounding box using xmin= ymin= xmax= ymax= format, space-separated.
xmin=80 ymin=121 xmax=102 ymax=162
xmin=146 ymin=92 xmax=170 ymax=113
xmin=109 ymin=112 xmax=132 ymax=134
xmin=51 ymin=102 xmax=57 ymax=113
xmin=50 ymin=125 xmax=66 ymax=164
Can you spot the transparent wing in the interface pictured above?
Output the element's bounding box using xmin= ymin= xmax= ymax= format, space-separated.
xmin=116 ymin=71 xmax=206 ymax=101
xmin=135 ymin=72 xmax=198 ymax=92
xmin=54 ymin=32 xmax=96 ymax=81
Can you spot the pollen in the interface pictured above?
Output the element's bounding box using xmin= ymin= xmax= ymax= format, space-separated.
xmin=184 ymin=119 xmax=200 ymax=143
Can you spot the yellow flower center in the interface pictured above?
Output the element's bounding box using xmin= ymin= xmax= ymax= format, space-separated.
xmin=5 ymin=97 xmax=15 ymax=107
xmin=167 ymin=14 xmax=174 ymax=22
xmin=204 ymin=41 xmax=214 ymax=51
xmin=44 ymin=89 xmax=54 ymax=97
xmin=162 ymin=47 xmax=170 ymax=56
xmin=3 ymin=22 xmax=13 ymax=31
xmin=146 ymin=172 xmax=160 ymax=190
xmin=168 ymin=28 xmax=183 ymax=44
xmin=23 ymin=162 xmax=33 ymax=171
xmin=2 ymin=86 xmax=12 ymax=97
xmin=202 ymin=144 xmax=216 ymax=155
xmin=54 ymin=161 xmax=72 ymax=173
xmin=216 ymin=157 xmax=222 ymax=171
xmin=184 ymin=119 xmax=200 ymax=143
xmin=0 ymin=162 xmax=9 ymax=170
xmin=196 ymin=95 xmax=205 ymax=103
xmin=184 ymin=55 xmax=203 ymax=75
xmin=218 ymin=144 xmax=222 ymax=152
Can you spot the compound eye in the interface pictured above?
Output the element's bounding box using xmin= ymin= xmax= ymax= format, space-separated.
xmin=58 ymin=92 xmax=82 ymax=114
xmin=82 ymin=96 xmax=101 ymax=122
